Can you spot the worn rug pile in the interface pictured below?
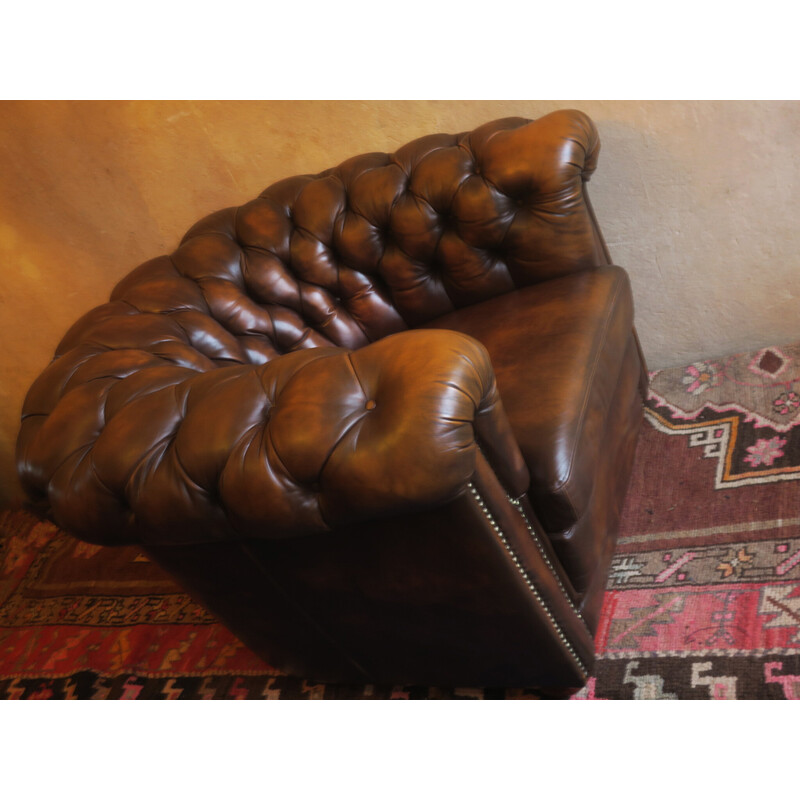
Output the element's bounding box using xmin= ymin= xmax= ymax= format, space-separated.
xmin=2 ymin=342 xmax=799 ymax=699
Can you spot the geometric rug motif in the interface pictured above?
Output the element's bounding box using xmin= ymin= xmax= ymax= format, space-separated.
xmin=647 ymin=342 xmax=800 ymax=488
xmin=572 ymin=655 xmax=800 ymax=700
xmin=581 ymin=503 xmax=800 ymax=700
xmin=579 ymin=535 xmax=800 ymax=699
xmin=3 ymin=488 xmax=799 ymax=698
xmin=583 ymin=364 xmax=800 ymax=700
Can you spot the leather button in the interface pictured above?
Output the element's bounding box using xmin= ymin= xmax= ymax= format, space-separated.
xmin=365 ymin=400 xmax=377 ymax=410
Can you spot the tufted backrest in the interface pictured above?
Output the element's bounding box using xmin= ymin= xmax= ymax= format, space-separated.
xmin=17 ymin=109 xmax=605 ymax=545
xmin=68 ymin=109 xmax=606 ymax=369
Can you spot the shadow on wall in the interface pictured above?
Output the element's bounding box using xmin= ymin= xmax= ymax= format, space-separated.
xmin=588 ymin=102 xmax=800 ymax=371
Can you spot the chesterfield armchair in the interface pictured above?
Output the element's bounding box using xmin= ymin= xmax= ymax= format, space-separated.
xmin=17 ymin=110 xmax=646 ymax=690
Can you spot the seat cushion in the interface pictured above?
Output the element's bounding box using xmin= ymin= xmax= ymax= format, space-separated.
xmin=426 ymin=266 xmax=635 ymax=532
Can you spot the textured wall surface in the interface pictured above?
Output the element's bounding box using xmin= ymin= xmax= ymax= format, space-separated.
xmin=1 ymin=100 xmax=798 ymax=508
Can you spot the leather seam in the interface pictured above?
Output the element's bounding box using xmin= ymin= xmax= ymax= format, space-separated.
xmin=343 ymin=351 xmax=369 ymax=400
xmin=473 ymin=442 xmax=518 ymax=504
xmin=551 ymin=273 xmax=625 ymax=518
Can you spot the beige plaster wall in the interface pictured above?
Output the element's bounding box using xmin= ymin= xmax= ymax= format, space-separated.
xmin=2 ymin=100 xmax=799 ymax=508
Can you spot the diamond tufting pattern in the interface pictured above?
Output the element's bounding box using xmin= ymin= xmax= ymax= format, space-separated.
xmin=16 ymin=110 xmax=604 ymax=549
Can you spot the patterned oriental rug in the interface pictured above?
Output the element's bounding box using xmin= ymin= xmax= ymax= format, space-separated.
xmin=2 ymin=342 xmax=800 ymax=700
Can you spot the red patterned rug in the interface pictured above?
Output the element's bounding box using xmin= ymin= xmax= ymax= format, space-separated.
xmin=2 ymin=341 xmax=800 ymax=699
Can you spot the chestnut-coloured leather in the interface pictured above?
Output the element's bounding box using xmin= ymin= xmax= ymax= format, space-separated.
xmin=427 ymin=265 xmax=635 ymax=533
xmin=16 ymin=109 xmax=646 ymax=688
xmin=19 ymin=328 xmax=527 ymax=546
xmin=146 ymin=450 xmax=595 ymax=688
xmin=570 ymin=337 xmax=644 ymax=629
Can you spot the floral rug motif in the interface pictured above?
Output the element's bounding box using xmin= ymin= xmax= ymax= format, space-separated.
xmin=647 ymin=342 xmax=800 ymax=488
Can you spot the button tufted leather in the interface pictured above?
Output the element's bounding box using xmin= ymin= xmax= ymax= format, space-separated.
xmin=17 ymin=109 xmax=603 ymax=547
xmin=16 ymin=110 xmax=645 ymax=688
xmin=19 ymin=327 xmax=528 ymax=546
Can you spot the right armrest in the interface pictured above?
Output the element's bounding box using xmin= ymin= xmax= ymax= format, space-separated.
xmin=286 ymin=328 xmax=530 ymax=531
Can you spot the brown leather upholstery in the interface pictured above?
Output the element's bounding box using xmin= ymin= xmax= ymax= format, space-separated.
xmin=16 ymin=110 xmax=646 ymax=689
xmin=428 ymin=266 xmax=634 ymax=532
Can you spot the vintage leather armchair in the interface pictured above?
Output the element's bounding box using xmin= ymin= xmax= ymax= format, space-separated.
xmin=17 ymin=110 xmax=646 ymax=690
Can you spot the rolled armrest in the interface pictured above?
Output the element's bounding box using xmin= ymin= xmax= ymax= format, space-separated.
xmin=18 ymin=327 xmax=528 ymax=546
